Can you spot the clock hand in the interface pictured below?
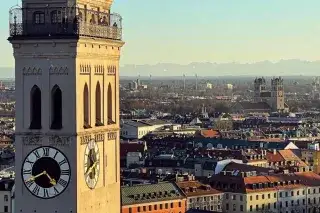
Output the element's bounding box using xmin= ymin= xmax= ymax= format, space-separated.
xmin=45 ymin=172 xmax=57 ymax=185
xmin=26 ymin=171 xmax=46 ymax=182
xmin=85 ymin=161 xmax=99 ymax=175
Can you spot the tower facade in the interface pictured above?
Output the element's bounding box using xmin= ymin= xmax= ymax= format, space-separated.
xmin=9 ymin=0 xmax=124 ymax=212
xmin=270 ymin=77 xmax=285 ymax=111
xmin=253 ymin=77 xmax=266 ymax=102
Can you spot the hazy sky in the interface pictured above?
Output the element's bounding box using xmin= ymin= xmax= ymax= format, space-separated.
xmin=1 ymin=0 xmax=320 ymax=67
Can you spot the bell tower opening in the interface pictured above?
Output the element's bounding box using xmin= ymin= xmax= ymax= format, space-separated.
xmin=51 ymin=85 xmax=63 ymax=130
xmin=30 ymin=85 xmax=42 ymax=130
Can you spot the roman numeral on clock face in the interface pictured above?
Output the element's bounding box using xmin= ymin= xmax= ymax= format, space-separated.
xmin=58 ymin=179 xmax=68 ymax=188
xmin=61 ymin=169 xmax=70 ymax=176
xmin=23 ymin=169 xmax=32 ymax=175
xmin=43 ymin=188 xmax=49 ymax=198
xmin=43 ymin=147 xmax=50 ymax=157
xmin=32 ymin=185 xmax=40 ymax=195
xmin=33 ymin=150 xmax=41 ymax=159
xmin=59 ymin=159 xmax=67 ymax=166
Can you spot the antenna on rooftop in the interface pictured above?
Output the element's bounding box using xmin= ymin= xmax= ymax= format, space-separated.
xmin=195 ymin=74 xmax=198 ymax=92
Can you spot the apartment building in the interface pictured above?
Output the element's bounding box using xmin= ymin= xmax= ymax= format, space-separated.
xmin=0 ymin=179 xmax=14 ymax=213
xmin=121 ymin=182 xmax=186 ymax=213
xmin=210 ymin=170 xmax=320 ymax=213
xmin=175 ymin=175 xmax=223 ymax=212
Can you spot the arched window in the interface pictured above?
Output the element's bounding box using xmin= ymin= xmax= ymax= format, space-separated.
xmin=83 ymin=83 xmax=90 ymax=128
xmin=51 ymin=85 xmax=62 ymax=130
xmin=95 ymin=82 xmax=103 ymax=126
xmin=107 ymin=83 xmax=114 ymax=124
xmin=30 ymin=85 xmax=42 ymax=129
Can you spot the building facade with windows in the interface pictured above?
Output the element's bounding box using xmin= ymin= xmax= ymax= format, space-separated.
xmin=176 ymin=179 xmax=223 ymax=212
xmin=121 ymin=182 xmax=186 ymax=213
xmin=211 ymin=171 xmax=320 ymax=213
xmin=0 ymin=179 xmax=14 ymax=213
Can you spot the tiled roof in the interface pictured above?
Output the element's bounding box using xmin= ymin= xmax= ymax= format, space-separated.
xmin=223 ymin=162 xmax=273 ymax=174
xmin=199 ymin=130 xmax=220 ymax=138
xmin=266 ymin=150 xmax=284 ymax=162
xmin=295 ymin=172 xmax=320 ymax=186
xmin=121 ymin=182 xmax=185 ymax=206
xmin=120 ymin=143 xmax=145 ymax=157
xmin=278 ymin=150 xmax=307 ymax=166
xmin=211 ymin=172 xmax=320 ymax=194
xmin=238 ymin=102 xmax=271 ymax=110
xmin=139 ymin=119 xmax=170 ymax=126
xmin=244 ymin=176 xmax=270 ymax=184
xmin=176 ymin=181 xmax=222 ymax=197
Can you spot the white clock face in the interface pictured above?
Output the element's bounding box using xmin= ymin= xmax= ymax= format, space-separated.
xmin=22 ymin=147 xmax=71 ymax=199
xmin=84 ymin=140 xmax=100 ymax=189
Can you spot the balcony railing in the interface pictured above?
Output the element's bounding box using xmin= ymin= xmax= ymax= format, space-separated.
xmin=9 ymin=6 xmax=122 ymax=40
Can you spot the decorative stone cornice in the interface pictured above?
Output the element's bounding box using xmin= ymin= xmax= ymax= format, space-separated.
xmin=49 ymin=136 xmax=72 ymax=147
xmin=76 ymin=54 xmax=120 ymax=60
xmin=14 ymin=53 xmax=76 ymax=58
xmin=15 ymin=127 xmax=119 ymax=137
xmin=23 ymin=67 xmax=42 ymax=76
xmin=49 ymin=67 xmax=69 ymax=75
xmin=76 ymin=127 xmax=119 ymax=136
xmin=22 ymin=135 xmax=42 ymax=146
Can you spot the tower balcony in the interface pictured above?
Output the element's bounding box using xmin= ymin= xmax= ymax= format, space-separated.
xmin=9 ymin=6 xmax=122 ymax=40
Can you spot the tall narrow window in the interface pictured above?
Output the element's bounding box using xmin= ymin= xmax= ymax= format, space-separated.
xmin=83 ymin=83 xmax=90 ymax=128
xmin=51 ymin=85 xmax=62 ymax=130
xmin=107 ymin=83 xmax=114 ymax=124
xmin=30 ymin=85 xmax=42 ymax=129
xmin=95 ymin=82 xmax=103 ymax=126
xmin=51 ymin=10 xmax=62 ymax=24
xmin=33 ymin=11 xmax=45 ymax=24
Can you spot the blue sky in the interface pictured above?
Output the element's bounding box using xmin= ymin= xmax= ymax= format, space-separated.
xmin=1 ymin=0 xmax=320 ymax=67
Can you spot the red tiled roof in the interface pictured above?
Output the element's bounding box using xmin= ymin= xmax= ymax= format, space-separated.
xmin=278 ymin=150 xmax=307 ymax=166
xmin=247 ymin=138 xmax=284 ymax=142
xmin=266 ymin=151 xmax=284 ymax=162
xmin=244 ymin=176 xmax=269 ymax=184
xmin=200 ymin=129 xmax=220 ymax=138
xmin=211 ymin=172 xmax=320 ymax=194
xmin=176 ymin=181 xmax=222 ymax=197
xmin=295 ymin=172 xmax=320 ymax=186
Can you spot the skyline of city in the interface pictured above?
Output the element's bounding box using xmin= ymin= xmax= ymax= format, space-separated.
xmin=1 ymin=0 xmax=320 ymax=69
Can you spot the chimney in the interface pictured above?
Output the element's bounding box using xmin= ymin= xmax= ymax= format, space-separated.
xmin=4 ymin=183 xmax=8 ymax=190
xmin=273 ymin=149 xmax=277 ymax=155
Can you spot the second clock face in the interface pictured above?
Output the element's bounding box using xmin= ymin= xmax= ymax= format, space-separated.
xmin=84 ymin=140 xmax=100 ymax=189
xmin=22 ymin=146 xmax=71 ymax=199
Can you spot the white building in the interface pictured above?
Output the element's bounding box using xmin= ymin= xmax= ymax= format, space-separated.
xmin=120 ymin=119 xmax=171 ymax=139
xmin=0 ymin=179 xmax=14 ymax=213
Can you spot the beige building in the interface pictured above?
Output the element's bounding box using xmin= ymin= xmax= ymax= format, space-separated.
xmin=211 ymin=171 xmax=320 ymax=213
xmin=9 ymin=0 xmax=124 ymax=213
xmin=175 ymin=175 xmax=223 ymax=212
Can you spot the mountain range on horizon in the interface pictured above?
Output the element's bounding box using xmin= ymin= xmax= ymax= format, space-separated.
xmin=1 ymin=59 xmax=320 ymax=78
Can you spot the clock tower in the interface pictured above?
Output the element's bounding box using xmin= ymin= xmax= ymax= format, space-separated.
xmin=9 ymin=0 xmax=124 ymax=212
